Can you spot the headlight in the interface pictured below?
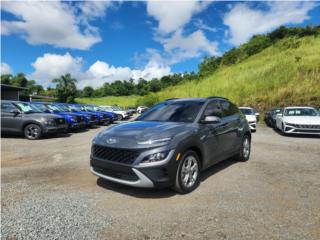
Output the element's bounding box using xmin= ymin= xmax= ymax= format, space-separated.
xmin=141 ymin=151 xmax=170 ymax=163
xmin=71 ymin=117 xmax=78 ymax=122
xmin=137 ymin=137 xmax=171 ymax=145
xmin=45 ymin=119 xmax=56 ymax=126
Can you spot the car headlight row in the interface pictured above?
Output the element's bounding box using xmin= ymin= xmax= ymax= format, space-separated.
xmin=44 ymin=119 xmax=56 ymax=126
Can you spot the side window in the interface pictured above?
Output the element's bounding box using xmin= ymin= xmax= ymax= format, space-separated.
xmin=221 ymin=100 xmax=238 ymax=117
xmin=1 ymin=102 xmax=18 ymax=113
xmin=203 ymin=100 xmax=222 ymax=118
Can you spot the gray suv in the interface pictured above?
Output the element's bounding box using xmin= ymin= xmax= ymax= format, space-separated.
xmin=1 ymin=100 xmax=68 ymax=140
xmin=90 ymin=97 xmax=251 ymax=193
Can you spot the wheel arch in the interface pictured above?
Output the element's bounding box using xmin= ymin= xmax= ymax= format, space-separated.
xmin=22 ymin=120 xmax=44 ymax=132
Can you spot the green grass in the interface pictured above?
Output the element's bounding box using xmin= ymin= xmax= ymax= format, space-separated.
xmin=76 ymin=95 xmax=140 ymax=107
xmin=78 ymin=36 xmax=320 ymax=110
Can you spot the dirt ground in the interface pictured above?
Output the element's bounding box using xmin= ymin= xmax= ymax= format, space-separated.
xmin=1 ymin=124 xmax=320 ymax=240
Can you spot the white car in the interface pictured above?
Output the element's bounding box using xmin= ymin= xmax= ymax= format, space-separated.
xmin=100 ymin=105 xmax=128 ymax=121
xmin=276 ymin=106 xmax=320 ymax=135
xmin=137 ymin=106 xmax=148 ymax=114
xmin=239 ymin=107 xmax=257 ymax=132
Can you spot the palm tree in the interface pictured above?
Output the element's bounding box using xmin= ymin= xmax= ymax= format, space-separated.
xmin=52 ymin=73 xmax=78 ymax=103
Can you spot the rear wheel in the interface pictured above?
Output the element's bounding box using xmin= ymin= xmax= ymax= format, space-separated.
xmin=173 ymin=150 xmax=200 ymax=194
xmin=236 ymin=135 xmax=251 ymax=162
xmin=24 ymin=124 xmax=42 ymax=140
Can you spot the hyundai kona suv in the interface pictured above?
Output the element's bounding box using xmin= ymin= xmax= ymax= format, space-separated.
xmin=90 ymin=97 xmax=251 ymax=193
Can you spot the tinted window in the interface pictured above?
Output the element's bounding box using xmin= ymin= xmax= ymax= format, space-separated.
xmin=1 ymin=102 xmax=18 ymax=113
xmin=221 ymin=100 xmax=238 ymax=117
xmin=138 ymin=101 xmax=204 ymax=123
xmin=203 ymin=100 xmax=222 ymax=118
xmin=16 ymin=103 xmax=42 ymax=113
xmin=240 ymin=108 xmax=254 ymax=115
xmin=284 ymin=108 xmax=318 ymax=116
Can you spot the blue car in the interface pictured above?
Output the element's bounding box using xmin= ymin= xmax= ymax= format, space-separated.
xmin=82 ymin=104 xmax=117 ymax=123
xmin=31 ymin=102 xmax=87 ymax=130
xmin=71 ymin=104 xmax=111 ymax=125
xmin=54 ymin=103 xmax=99 ymax=127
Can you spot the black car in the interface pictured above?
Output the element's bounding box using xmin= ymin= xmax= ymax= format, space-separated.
xmin=264 ymin=108 xmax=283 ymax=127
xmin=1 ymin=101 xmax=68 ymax=140
xmin=90 ymin=97 xmax=251 ymax=193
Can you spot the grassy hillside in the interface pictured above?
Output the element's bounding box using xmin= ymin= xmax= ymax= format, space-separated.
xmin=77 ymin=36 xmax=320 ymax=109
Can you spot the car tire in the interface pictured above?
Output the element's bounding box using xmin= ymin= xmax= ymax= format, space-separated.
xmin=24 ymin=124 xmax=42 ymax=140
xmin=173 ymin=150 xmax=201 ymax=194
xmin=236 ymin=135 xmax=251 ymax=162
xmin=281 ymin=123 xmax=286 ymax=136
xmin=118 ymin=115 xmax=123 ymax=121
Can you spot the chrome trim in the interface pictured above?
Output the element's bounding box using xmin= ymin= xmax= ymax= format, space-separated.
xmin=90 ymin=167 xmax=154 ymax=188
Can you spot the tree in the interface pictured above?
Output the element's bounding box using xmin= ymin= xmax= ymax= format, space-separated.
xmin=11 ymin=73 xmax=28 ymax=87
xmin=82 ymin=86 xmax=94 ymax=98
xmin=1 ymin=74 xmax=13 ymax=84
xmin=52 ymin=73 xmax=78 ymax=103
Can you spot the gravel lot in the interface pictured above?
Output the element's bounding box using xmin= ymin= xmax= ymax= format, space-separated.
xmin=1 ymin=123 xmax=320 ymax=240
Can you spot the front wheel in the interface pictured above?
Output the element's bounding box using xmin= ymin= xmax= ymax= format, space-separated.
xmin=173 ymin=150 xmax=200 ymax=194
xmin=236 ymin=135 xmax=251 ymax=162
xmin=118 ymin=114 xmax=123 ymax=121
xmin=24 ymin=124 xmax=42 ymax=140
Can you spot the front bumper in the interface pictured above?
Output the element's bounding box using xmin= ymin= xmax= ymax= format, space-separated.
xmin=248 ymin=121 xmax=256 ymax=131
xmin=44 ymin=124 xmax=68 ymax=133
xmin=90 ymin=149 xmax=177 ymax=188
xmin=284 ymin=124 xmax=320 ymax=135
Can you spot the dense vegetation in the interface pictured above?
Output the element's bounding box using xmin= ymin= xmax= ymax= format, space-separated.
xmin=2 ymin=26 xmax=319 ymax=109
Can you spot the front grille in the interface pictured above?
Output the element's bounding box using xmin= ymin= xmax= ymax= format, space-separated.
xmin=290 ymin=124 xmax=320 ymax=129
xmin=92 ymin=145 xmax=140 ymax=164
xmin=93 ymin=166 xmax=138 ymax=181
xmin=55 ymin=118 xmax=65 ymax=125
xmin=77 ymin=116 xmax=85 ymax=122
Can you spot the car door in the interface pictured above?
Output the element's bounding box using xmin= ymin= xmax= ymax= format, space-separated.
xmin=1 ymin=102 xmax=23 ymax=133
xmin=220 ymin=100 xmax=240 ymax=156
xmin=199 ymin=100 xmax=227 ymax=166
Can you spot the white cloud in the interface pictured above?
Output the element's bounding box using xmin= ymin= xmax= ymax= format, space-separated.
xmin=1 ymin=62 xmax=12 ymax=75
xmin=194 ymin=19 xmax=217 ymax=32
xmin=29 ymin=53 xmax=83 ymax=87
xmin=153 ymin=29 xmax=219 ymax=65
xmin=1 ymin=1 xmax=111 ymax=49
xmin=224 ymin=1 xmax=318 ymax=45
xmin=146 ymin=0 xmax=211 ymax=34
xmin=29 ymin=53 xmax=171 ymax=89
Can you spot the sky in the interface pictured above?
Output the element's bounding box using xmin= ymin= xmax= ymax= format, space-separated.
xmin=1 ymin=1 xmax=319 ymax=89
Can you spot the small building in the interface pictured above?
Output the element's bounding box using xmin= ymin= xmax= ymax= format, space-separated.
xmin=1 ymin=84 xmax=28 ymax=101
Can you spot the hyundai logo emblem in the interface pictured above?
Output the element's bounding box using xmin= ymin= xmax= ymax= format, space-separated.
xmin=106 ymin=138 xmax=117 ymax=144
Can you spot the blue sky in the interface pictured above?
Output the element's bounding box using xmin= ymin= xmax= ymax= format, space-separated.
xmin=1 ymin=1 xmax=319 ymax=88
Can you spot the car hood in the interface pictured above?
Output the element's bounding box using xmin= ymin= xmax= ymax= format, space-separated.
xmin=244 ymin=115 xmax=256 ymax=122
xmin=94 ymin=121 xmax=194 ymax=149
xmin=283 ymin=116 xmax=320 ymax=125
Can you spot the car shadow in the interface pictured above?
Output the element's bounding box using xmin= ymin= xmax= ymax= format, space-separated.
xmin=1 ymin=132 xmax=72 ymax=139
xmin=96 ymin=178 xmax=177 ymax=199
xmin=200 ymin=157 xmax=238 ymax=182
xmin=96 ymin=157 xmax=238 ymax=198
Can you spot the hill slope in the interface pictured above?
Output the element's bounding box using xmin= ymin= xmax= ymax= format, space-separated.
xmin=77 ymin=36 xmax=320 ymax=109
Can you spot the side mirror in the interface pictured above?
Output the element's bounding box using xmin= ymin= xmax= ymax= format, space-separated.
xmin=10 ymin=109 xmax=21 ymax=115
xmin=201 ymin=116 xmax=221 ymax=124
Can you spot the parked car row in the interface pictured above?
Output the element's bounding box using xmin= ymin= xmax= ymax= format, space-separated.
xmin=239 ymin=107 xmax=259 ymax=132
xmin=1 ymin=101 xmax=134 ymax=140
xmin=264 ymin=106 xmax=320 ymax=135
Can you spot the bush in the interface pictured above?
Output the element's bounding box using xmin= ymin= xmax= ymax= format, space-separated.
xmin=136 ymin=93 xmax=160 ymax=107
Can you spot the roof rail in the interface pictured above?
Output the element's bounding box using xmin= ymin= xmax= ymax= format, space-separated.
xmin=207 ymin=96 xmax=229 ymax=100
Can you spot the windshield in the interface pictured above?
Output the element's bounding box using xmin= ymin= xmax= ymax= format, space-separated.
xmin=84 ymin=105 xmax=95 ymax=111
xmin=30 ymin=103 xmax=48 ymax=112
xmin=284 ymin=108 xmax=318 ymax=116
xmin=138 ymin=101 xmax=204 ymax=123
xmin=102 ymin=106 xmax=113 ymax=111
xmin=56 ymin=104 xmax=71 ymax=112
xmin=69 ymin=105 xmax=83 ymax=112
xmin=46 ymin=104 xmax=63 ymax=112
xmin=239 ymin=108 xmax=254 ymax=115
xmin=16 ymin=103 xmax=43 ymax=113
